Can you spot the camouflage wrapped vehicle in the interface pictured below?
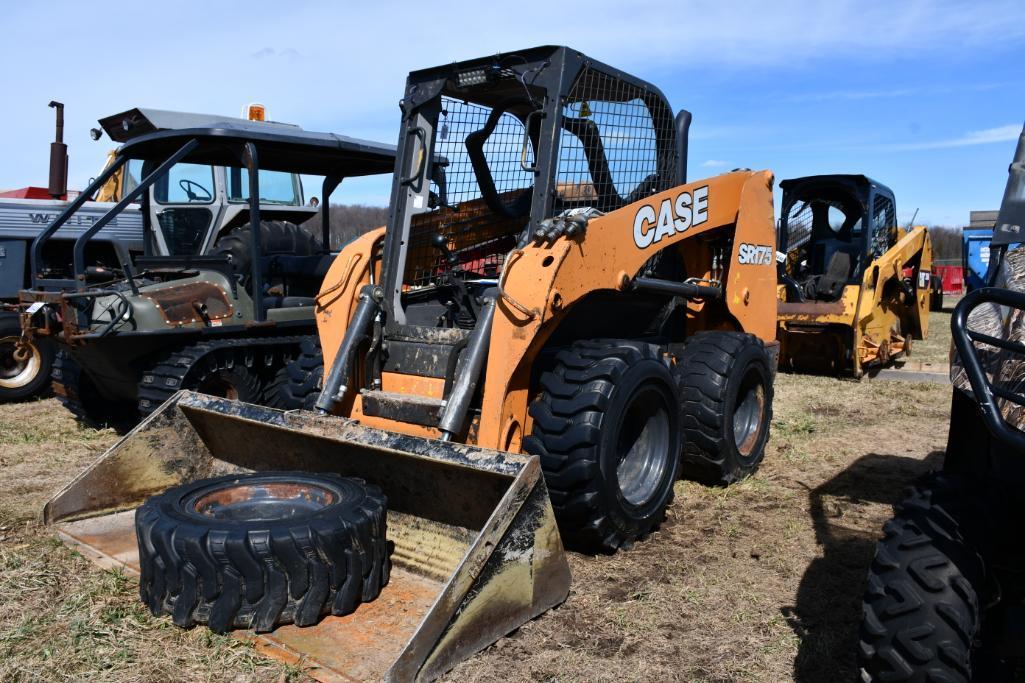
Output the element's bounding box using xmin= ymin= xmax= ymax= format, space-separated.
xmin=859 ymin=123 xmax=1025 ymax=682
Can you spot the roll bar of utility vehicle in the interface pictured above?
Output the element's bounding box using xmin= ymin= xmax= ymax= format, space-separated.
xmin=29 ymin=119 xmax=397 ymax=322
xmin=984 ymin=123 xmax=1025 ymax=284
xmin=951 ymin=286 xmax=1025 ymax=452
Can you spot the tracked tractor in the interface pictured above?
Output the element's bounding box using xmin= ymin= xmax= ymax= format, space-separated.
xmin=42 ymin=46 xmax=780 ymax=681
xmin=776 ymin=175 xmax=933 ymax=376
xmin=19 ymin=108 xmax=395 ymax=427
xmin=859 ymin=123 xmax=1025 ymax=681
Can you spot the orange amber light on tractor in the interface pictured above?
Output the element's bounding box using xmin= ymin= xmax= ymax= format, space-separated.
xmin=245 ymin=103 xmax=266 ymax=121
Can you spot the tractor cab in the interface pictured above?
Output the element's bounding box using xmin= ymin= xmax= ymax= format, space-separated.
xmin=778 ymin=174 xmax=897 ymax=303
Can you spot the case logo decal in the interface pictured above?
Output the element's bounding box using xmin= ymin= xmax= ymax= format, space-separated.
xmin=633 ymin=186 xmax=709 ymax=249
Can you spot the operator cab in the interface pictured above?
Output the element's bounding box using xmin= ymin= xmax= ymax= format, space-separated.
xmin=778 ymin=174 xmax=897 ymax=303
xmin=383 ymin=45 xmax=688 ymax=331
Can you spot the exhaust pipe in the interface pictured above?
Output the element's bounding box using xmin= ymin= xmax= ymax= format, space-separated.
xmin=48 ymin=101 xmax=68 ymax=200
xmin=675 ymin=109 xmax=691 ymax=185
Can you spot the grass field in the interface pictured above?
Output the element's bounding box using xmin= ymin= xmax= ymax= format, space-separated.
xmin=0 ymin=309 xmax=957 ymax=682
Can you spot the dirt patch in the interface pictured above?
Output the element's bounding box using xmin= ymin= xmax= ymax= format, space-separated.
xmin=448 ymin=373 xmax=950 ymax=682
xmin=0 ymin=323 xmax=952 ymax=681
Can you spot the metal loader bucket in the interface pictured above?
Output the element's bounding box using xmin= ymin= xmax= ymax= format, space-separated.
xmin=44 ymin=391 xmax=571 ymax=682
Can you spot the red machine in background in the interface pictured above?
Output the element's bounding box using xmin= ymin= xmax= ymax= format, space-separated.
xmin=933 ymin=263 xmax=964 ymax=294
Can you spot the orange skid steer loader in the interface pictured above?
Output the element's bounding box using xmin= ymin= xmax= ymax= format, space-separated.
xmin=45 ymin=46 xmax=780 ymax=681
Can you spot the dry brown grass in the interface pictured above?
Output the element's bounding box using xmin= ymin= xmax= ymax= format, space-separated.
xmin=0 ymin=316 xmax=954 ymax=682
xmin=906 ymin=302 xmax=954 ymax=369
xmin=0 ymin=401 xmax=298 ymax=682
xmin=447 ymin=372 xmax=950 ymax=683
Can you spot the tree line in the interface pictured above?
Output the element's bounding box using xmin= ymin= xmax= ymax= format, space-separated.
xmin=305 ymin=204 xmax=389 ymax=249
xmin=927 ymin=226 xmax=964 ymax=264
xmin=307 ymin=205 xmax=969 ymax=265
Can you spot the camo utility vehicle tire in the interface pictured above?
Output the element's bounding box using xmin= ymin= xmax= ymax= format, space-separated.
xmin=138 ymin=343 xmax=264 ymax=417
xmin=525 ymin=340 xmax=682 ymax=553
xmin=52 ymin=350 xmax=136 ymax=429
xmin=136 ymin=471 xmax=390 ymax=633
xmin=859 ymin=474 xmax=986 ymax=683
xmin=0 ymin=315 xmax=54 ymax=402
xmin=674 ymin=331 xmax=773 ymax=485
xmin=212 ymin=221 xmax=320 ymax=291
xmin=270 ymin=337 xmax=323 ymax=410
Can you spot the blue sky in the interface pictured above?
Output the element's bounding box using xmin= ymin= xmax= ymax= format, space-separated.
xmin=2 ymin=0 xmax=1023 ymax=225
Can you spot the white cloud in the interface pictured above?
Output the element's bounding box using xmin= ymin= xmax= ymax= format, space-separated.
xmin=702 ymin=160 xmax=730 ymax=168
xmin=3 ymin=0 xmax=1025 ymax=192
xmin=782 ymin=80 xmax=1017 ymax=104
xmin=892 ymin=124 xmax=1022 ymax=150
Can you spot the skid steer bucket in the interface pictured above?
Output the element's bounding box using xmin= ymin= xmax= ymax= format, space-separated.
xmin=43 ymin=391 xmax=571 ymax=682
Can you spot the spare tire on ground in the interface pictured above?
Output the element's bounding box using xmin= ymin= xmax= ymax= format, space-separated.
xmin=135 ymin=471 xmax=390 ymax=633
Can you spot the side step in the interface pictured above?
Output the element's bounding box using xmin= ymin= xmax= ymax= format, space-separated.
xmin=361 ymin=389 xmax=443 ymax=427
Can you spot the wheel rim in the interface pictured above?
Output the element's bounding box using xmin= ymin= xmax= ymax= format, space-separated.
xmin=615 ymin=384 xmax=672 ymax=507
xmin=191 ymin=481 xmax=338 ymax=522
xmin=732 ymin=368 xmax=766 ymax=457
xmin=0 ymin=336 xmax=41 ymax=390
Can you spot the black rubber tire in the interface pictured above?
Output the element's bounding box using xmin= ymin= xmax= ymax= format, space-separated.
xmin=211 ymin=221 xmax=320 ymax=292
xmin=524 ymin=340 xmax=682 ymax=553
xmin=268 ymin=337 xmax=323 ymax=410
xmin=0 ymin=315 xmax=54 ymax=402
xmin=859 ymin=474 xmax=986 ymax=682
xmin=135 ymin=471 xmax=390 ymax=633
xmin=930 ymin=279 xmax=944 ymax=312
xmin=138 ymin=342 xmax=265 ymax=417
xmin=51 ymin=350 xmax=136 ymax=430
xmin=674 ymin=331 xmax=773 ymax=485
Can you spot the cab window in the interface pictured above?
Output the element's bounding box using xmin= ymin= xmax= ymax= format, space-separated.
xmin=871 ymin=194 xmax=896 ymax=258
xmin=154 ymin=163 xmax=215 ymax=205
xmin=227 ymin=168 xmax=301 ymax=205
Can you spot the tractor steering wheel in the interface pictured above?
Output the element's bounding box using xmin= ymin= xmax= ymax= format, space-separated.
xmin=179 ymin=178 xmax=212 ymax=202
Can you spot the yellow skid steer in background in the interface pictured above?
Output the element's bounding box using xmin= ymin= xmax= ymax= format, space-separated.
xmin=776 ymin=175 xmax=932 ymax=376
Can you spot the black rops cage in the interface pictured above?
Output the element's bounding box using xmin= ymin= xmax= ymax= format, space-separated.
xmin=380 ymin=46 xmax=691 ymax=327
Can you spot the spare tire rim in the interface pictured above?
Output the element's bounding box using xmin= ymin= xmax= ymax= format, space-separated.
xmin=191 ymin=481 xmax=338 ymax=522
xmin=0 ymin=336 xmax=41 ymax=389
xmin=733 ymin=368 xmax=766 ymax=457
xmin=615 ymin=384 xmax=672 ymax=507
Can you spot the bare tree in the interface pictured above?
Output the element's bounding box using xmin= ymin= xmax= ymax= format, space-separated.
xmin=306 ymin=204 xmax=389 ymax=249
xmin=928 ymin=226 xmax=963 ymax=264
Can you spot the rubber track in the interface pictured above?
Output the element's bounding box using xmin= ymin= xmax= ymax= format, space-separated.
xmin=136 ymin=474 xmax=390 ymax=632
xmin=675 ymin=331 xmax=771 ymax=484
xmin=51 ymin=349 xmax=89 ymax=421
xmin=266 ymin=336 xmax=323 ymax=410
xmin=137 ymin=336 xmax=310 ymax=417
xmin=51 ymin=350 xmax=134 ymax=428
xmin=524 ymin=340 xmax=670 ymax=552
xmin=859 ymin=474 xmax=986 ymax=682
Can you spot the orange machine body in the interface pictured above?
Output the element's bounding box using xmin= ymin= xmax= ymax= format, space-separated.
xmin=315 ymin=170 xmax=778 ymax=451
